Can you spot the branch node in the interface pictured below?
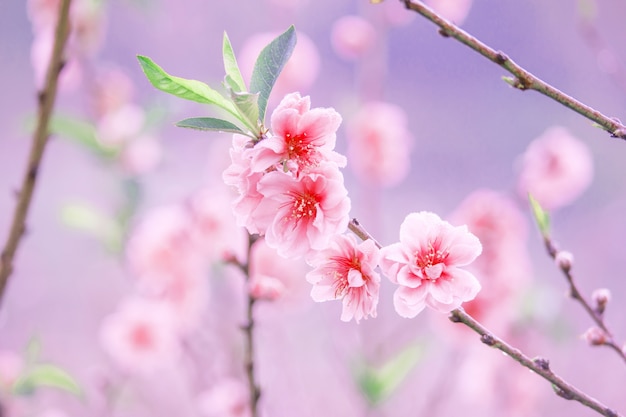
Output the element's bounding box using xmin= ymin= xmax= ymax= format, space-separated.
xmin=480 ymin=334 xmax=496 ymax=346
xmin=553 ymin=385 xmax=576 ymax=400
xmin=448 ymin=310 xmax=461 ymax=323
xmin=533 ymin=357 xmax=550 ymax=371
xmin=495 ymin=51 xmax=508 ymax=65
xmin=437 ymin=28 xmax=451 ymax=38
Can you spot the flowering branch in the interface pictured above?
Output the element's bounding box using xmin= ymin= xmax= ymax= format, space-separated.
xmin=399 ymin=0 xmax=626 ymax=140
xmin=449 ymin=308 xmax=621 ymax=417
xmin=542 ymin=237 xmax=626 ymax=363
xmin=0 ymin=0 xmax=73 ymax=307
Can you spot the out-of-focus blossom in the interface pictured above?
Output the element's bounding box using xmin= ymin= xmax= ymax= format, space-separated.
xmin=0 ymin=350 xmax=23 ymax=389
xmin=36 ymin=409 xmax=70 ymax=417
xmin=196 ymin=378 xmax=250 ymax=417
xmin=331 ymin=16 xmax=377 ymax=61
xmin=346 ymin=101 xmax=413 ymax=187
xmin=424 ymin=0 xmax=473 ymax=25
xmin=120 ymin=136 xmax=162 ymax=175
xmin=380 ymin=211 xmax=482 ymax=317
xmin=249 ymin=274 xmax=285 ymax=301
xmin=96 ymin=104 xmax=146 ymax=148
xmin=449 ymin=190 xmax=530 ymax=329
xmin=239 ymin=32 xmax=319 ymax=100
xmin=31 ymin=31 xmax=82 ymax=90
xmin=251 ymin=92 xmax=345 ymax=176
xmin=306 ymin=234 xmax=381 ymax=323
xmin=91 ymin=66 xmax=136 ymax=117
xmin=252 ymin=163 xmax=351 ymax=258
xmin=99 ymin=298 xmax=180 ymax=373
xmin=517 ymin=126 xmax=593 ymax=210
xmin=381 ymin=0 xmax=416 ymax=26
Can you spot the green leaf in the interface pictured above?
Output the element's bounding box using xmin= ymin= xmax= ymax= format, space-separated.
xmin=61 ymin=203 xmax=123 ymax=252
xmin=529 ymin=194 xmax=551 ymax=237
xmin=223 ymin=32 xmax=246 ymax=93
xmin=24 ymin=337 xmax=42 ymax=365
xmin=249 ymin=25 xmax=297 ymax=123
xmin=176 ymin=117 xmax=250 ymax=136
xmin=356 ymin=343 xmax=423 ymax=405
xmin=12 ymin=364 xmax=82 ymax=397
xmin=231 ymin=91 xmax=260 ymax=132
xmin=137 ymin=55 xmax=239 ymax=119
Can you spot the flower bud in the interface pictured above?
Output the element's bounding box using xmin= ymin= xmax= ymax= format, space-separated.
xmin=554 ymin=250 xmax=574 ymax=272
xmin=592 ymin=288 xmax=611 ymax=315
xmin=582 ymin=327 xmax=607 ymax=346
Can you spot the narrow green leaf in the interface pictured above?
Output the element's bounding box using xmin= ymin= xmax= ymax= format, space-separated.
xmin=223 ymin=32 xmax=246 ymax=93
xmin=176 ymin=117 xmax=250 ymax=136
xmin=529 ymin=194 xmax=551 ymax=237
xmin=137 ymin=55 xmax=239 ymax=119
xmin=356 ymin=343 xmax=423 ymax=405
xmin=61 ymin=203 xmax=123 ymax=252
xmin=12 ymin=364 xmax=82 ymax=397
xmin=249 ymin=25 xmax=297 ymax=122
xmin=24 ymin=337 xmax=42 ymax=365
xmin=231 ymin=91 xmax=260 ymax=132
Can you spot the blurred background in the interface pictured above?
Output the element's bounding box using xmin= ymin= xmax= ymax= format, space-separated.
xmin=1 ymin=0 xmax=626 ymax=416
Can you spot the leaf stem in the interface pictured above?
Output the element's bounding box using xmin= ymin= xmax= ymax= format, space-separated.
xmin=0 ymin=0 xmax=73 ymax=307
xmin=400 ymin=0 xmax=626 ymax=140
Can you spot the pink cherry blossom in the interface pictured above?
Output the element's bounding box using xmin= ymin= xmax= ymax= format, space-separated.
xmin=517 ymin=126 xmax=593 ymax=210
xmin=424 ymin=0 xmax=473 ymax=25
xmin=346 ymin=101 xmax=413 ymax=187
xmin=251 ymin=163 xmax=351 ymax=259
xmin=380 ymin=211 xmax=482 ymax=317
xmin=196 ymin=378 xmax=250 ymax=417
xmin=99 ymin=298 xmax=180 ymax=373
xmin=331 ymin=16 xmax=377 ymax=61
xmin=251 ymin=92 xmax=345 ymax=176
xmin=306 ymin=234 xmax=381 ymax=323
xmin=120 ymin=135 xmax=162 ymax=175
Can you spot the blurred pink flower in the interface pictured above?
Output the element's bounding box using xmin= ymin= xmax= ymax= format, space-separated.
xmin=251 ymin=92 xmax=345 ymax=176
xmin=99 ymin=298 xmax=180 ymax=373
xmin=424 ymin=0 xmax=473 ymax=24
xmin=223 ymin=135 xmax=266 ymax=234
xmin=239 ymin=31 xmax=320 ymax=101
xmin=196 ymin=378 xmax=250 ymax=417
xmin=96 ymin=103 xmax=146 ymax=148
xmin=91 ymin=66 xmax=136 ymax=117
xmin=517 ymin=126 xmax=593 ymax=210
xmin=331 ymin=16 xmax=376 ymax=61
xmin=346 ymin=101 xmax=413 ymax=187
xmin=31 ymin=31 xmax=82 ymax=90
xmin=0 ymin=350 xmax=23 ymax=389
xmin=120 ymin=136 xmax=162 ymax=175
xmin=380 ymin=211 xmax=482 ymax=317
xmin=306 ymin=234 xmax=381 ymax=323
xmin=381 ymin=0 xmax=416 ymax=26
xmin=252 ymin=163 xmax=351 ymax=258
xmin=449 ymin=190 xmax=530 ymax=330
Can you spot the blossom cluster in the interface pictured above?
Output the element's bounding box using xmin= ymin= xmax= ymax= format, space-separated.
xmin=224 ymin=92 xmax=484 ymax=323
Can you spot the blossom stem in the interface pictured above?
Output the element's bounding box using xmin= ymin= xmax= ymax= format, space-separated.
xmin=348 ymin=218 xmax=382 ymax=248
xmin=399 ymin=0 xmax=626 ymax=140
xmin=242 ymin=233 xmax=261 ymax=417
xmin=450 ymin=308 xmax=621 ymax=417
xmin=542 ymin=236 xmax=626 ymax=364
xmin=0 ymin=0 xmax=73 ymax=307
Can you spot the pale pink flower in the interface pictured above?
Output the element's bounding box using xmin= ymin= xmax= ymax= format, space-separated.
xmin=251 ymin=92 xmax=345 ymax=175
xmin=91 ymin=66 xmax=136 ymax=117
xmin=0 ymin=350 xmax=23 ymax=389
xmin=120 ymin=136 xmax=162 ymax=175
xmin=223 ymin=135 xmax=266 ymax=234
xmin=381 ymin=0 xmax=416 ymax=27
xmin=306 ymin=234 xmax=381 ymax=322
xmin=196 ymin=378 xmax=250 ymax=417
xmin=251 ymin=164 xmax=351 ymax=258
xmin=96 ymin=103 xmax=146 ymax=148
xmin=424 ymin=0 xmax=473 ymax=25
xmin=99 ymin=298 xmax=180 ymax=373
xmin=249 ymin=273 xmax=285 ymax=301
xmin=346 ymin=101 xmax=413 ymax=187
xmin=380 ymin=212 xmax=482 ymax=317
xmin=449 ymin=190 xmax=530 ymax=330
xmin=240 ymin=31 xmax=320 ymax=100
xmin=517 ymin=126 xmax=593 ymax=210
xmin=331 ymin=16 xmax=377 ymax=61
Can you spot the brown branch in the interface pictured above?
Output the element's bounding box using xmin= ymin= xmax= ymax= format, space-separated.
xmin=0 ymin=0 xmax=73 ymax=307
xmin=542 ymin=237 xmax=626 ymax=364
xmin=450 ymin=308 xmax=621 ymax=417
xmin=400 ymin=0 xmax=626 ymax=140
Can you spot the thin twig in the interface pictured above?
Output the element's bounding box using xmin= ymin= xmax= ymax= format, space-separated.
xmin=542 ymin=237 xmax=626 ymax=363
xmin=0 ymin=0 xmax=73 ymax=307
xmin=450 ymin=308 xmax=621 ymax=417
xmin=400 ymin=0 xmax=626 ymax=140
xmin=348 ymin=218 xmax=382 ymax=248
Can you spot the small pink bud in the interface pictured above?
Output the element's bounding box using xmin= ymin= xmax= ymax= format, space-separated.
xmin=592 ymin=288 xmax=611 ymax=314
xmin=582 ymin=327 xmax=607 ymax=346
xmin=554 ymin=250 xmax=574 ymax=272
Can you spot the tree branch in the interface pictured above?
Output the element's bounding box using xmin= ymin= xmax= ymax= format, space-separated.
xmin=400 ymin=0 xmax=626 ymax=140
xmin=450 ymin=308 xmax=621 ymax=417
xmin=0 ymin=0 xmax=73 ymax=307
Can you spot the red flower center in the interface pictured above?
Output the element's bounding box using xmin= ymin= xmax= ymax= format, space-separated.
xmin=285 ymin=131 xmax=317 ymax=167
xmin=415 ymin=242 xmax=449 ymax=280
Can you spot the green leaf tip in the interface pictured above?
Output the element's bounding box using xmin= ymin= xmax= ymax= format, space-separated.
xmin=12 ymin=364 xmax=82 ymax=398
xmin=223 ymin=32 xmax=247 ymax=93
xmin=249 ymin=25 xmax=297 ymax=123
xmin=528 ymin=194 xmax=550 ymax=237
xmin=136 ymin=55 xmax=239 ymax=118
